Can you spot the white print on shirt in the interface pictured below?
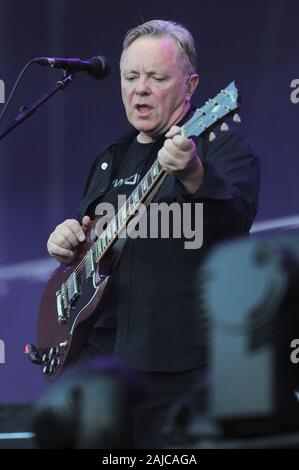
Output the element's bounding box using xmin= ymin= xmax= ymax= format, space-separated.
xmin=111 ymin=173 xmax=140 ymax=188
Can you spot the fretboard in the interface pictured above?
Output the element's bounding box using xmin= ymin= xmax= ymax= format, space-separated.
xmin=65 ymin=81 xmax=240 ymax=301
xmin=94 ymin=157 xmax=164 ymax=261
xmin=66 ymin=156 xmax=166 ymax=303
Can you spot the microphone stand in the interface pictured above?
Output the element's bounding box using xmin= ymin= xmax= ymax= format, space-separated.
xmin=0 ymin=73 xmax=74 ymax=142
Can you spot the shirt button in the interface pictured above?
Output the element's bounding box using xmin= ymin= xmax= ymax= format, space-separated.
xmin=101 ymin=162 xmax=108 ymax=170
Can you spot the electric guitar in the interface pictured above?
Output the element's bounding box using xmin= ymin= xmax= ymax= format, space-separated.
xmin=25 ymin=81 xmax=240 ymax=380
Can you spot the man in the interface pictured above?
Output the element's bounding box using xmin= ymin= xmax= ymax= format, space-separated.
xmin=47 ymin=20 xmax=260 ymax=447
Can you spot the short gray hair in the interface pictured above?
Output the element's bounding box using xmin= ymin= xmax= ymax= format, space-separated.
xmin=122 ymin=19 xmax=197 ymax=74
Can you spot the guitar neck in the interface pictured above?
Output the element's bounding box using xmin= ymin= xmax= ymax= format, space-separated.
xmin=94 ymin=158 xmax=165 ymax=262
xmin=70 ymin=81 xmax=240 ymax=285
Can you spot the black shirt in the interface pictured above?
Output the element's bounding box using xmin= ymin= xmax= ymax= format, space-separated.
xmin=89 ymin=137 xmax=155 ymax=328
xmin=77 ymin=114 xmax=260 ymax=372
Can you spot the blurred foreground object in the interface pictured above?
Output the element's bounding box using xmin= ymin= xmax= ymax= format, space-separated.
xmin=32 ymin=358 xmax=145 ymax=449
xmin=166 ymin=232 xmax=299 ymax=447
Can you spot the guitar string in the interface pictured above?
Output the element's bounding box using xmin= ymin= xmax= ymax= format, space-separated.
xmin=64 ymin=116 xmax=199 ymax=293
xmin=64 ymin=161 xmax=164 ymax=290
xmin=63 ymin=90 xmax=237 ymax=293
xmin=64 ymin=109 xmax=232 ymax=293
xmin=63 ymin=115 xmax=197 ymax=291
xmin=65 ymin=162 xmax=164 ymax=285
xmin=64 ymin=107 xmax=231 ymax=292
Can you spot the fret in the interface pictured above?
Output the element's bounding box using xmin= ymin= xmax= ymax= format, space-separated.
xmin=142 ymin=178 xmax=148 ymax=192
xmin=100 ymin=238 xmax=104 ymax=254
xmin=127 ymin=198 xmax=132 ymax=215
xmin=117 ymin=211 xmax=123 ymax=229
xmin=100 ymin=236 xmax=107 ymax=251
xmin=95 ymin=241 xmax=100 ymax=260
xmin=106 ymin=224 xmax=112 ymax=240
xmin=138 ymin=184 xmax=143 ymax=200
xmin=105 ymin=221 xmax=116 ymax=242
xmin=111 ymin=219 xmax=117 ymax=236
xmin=147 ymin=172 xmax=153 ymax=187
xmin=121 ymin=205 xmax=127 ymax=220
xmin=99 ymin=236 xmax=105 ymax=254
xmin=152 ymin=164 xmax=158 ymax=177
xmin=133 ymin=191 xmax=139 ymax=205
xmin=117 ymin=206 xmax=126 ymax=227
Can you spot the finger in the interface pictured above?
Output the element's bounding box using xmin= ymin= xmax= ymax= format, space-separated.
xmin=63 ymin=219 xmax=86 ymax=242
xmin=172 ymin=134 xmax=193 ymax=152
xmin=48 ymin=241 xmax=74 ymax=258
xmin=82 ymin=215 xmax=91 ymax=227
xmin=164 ymin=138 xmax=179 ymax=155
xmin=163 ymin=139 xmax=189 ymax=164
xmin=54 ymin=227 xmax=80 ymax=248
xmin=165 ymin=125 xmax=182 ymax=139
xmin=158 ymin=147 xmax=185 ymax=171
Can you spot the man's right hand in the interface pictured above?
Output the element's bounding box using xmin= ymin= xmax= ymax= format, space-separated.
xmin=47 ymin=215 xmax=91 ymax=265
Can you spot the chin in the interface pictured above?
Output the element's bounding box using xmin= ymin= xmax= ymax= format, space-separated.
xmin=131 ymin=116 xmax=154 ymax=129
xmin=135 ymin=125 xmax=155 ymax=135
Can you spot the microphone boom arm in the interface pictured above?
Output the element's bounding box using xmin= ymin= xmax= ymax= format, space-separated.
xmin=0 ymin=72 xmax=74 ymax=143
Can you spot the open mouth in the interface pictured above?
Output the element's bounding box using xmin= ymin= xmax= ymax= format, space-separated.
xmin=135 ymin=104 xmax=153 ymax=115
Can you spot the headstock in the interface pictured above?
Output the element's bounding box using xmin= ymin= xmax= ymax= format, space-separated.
xmin=182 ymin=81 xmax=241 ymax=142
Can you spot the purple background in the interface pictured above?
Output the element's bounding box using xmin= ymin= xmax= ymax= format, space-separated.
xmin=0 ymin=0 xmax=298 ymax=403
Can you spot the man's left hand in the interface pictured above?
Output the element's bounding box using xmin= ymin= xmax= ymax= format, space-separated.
xmin=158 ymin=125 xmax=204 ymax=194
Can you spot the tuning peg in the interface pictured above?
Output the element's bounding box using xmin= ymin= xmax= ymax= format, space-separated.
xmin=209 ymin=131 xmax=216 ymax=142
xmin=233 ymin=113 xmax=241 ymax=123
xmin=220 ymin=122 xmax=229 ymax=132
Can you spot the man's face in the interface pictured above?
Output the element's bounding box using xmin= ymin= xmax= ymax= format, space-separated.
xmin=120 ymin=36 xmax=194 ymax=142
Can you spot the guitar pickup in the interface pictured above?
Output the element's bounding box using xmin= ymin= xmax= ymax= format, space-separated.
xmin=56 ymin=288 xmax=69 ymax=324
xmin=67 ymin=271 xmax=80 ymax=304
xmin=85 ymin=250 xmax=96 ymax=279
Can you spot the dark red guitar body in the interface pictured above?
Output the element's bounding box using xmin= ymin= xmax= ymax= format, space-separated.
xmin=30 ymin=81 xmax=240 ymax=380
xmin=36 ymin=216 xmax=114 ymax=380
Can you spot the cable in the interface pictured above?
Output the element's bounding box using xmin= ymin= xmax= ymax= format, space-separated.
xmin=0 ymin=58 xmax=37 ymax=123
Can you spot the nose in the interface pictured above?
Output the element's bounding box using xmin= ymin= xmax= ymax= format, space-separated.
xmin=135 ymin=77 xmax=150 ymax=96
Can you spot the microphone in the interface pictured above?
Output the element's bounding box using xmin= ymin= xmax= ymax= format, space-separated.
xmin=34 ymin=55 xmax=110 ymax=80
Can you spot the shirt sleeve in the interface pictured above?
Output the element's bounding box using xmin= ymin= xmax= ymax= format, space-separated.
xmin=174 ymin=124 xmax=261 ymax=234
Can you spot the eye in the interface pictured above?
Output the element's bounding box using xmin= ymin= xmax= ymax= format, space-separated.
xmin=153 ymin=77 xmax=166 ymax=82
xmin=126 ymin=76 xmax=138 ymax=82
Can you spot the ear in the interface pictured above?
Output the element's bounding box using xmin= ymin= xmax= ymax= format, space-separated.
xmin=186 ymin=74 xmax=200 ymax=100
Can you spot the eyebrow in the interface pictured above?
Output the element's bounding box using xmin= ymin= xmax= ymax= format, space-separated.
xmin=123 ymin=70 xmax=168 ymax=76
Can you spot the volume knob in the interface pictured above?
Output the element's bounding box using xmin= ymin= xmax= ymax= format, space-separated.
xmin=50 ymin=357 xmax=61 ymax=369
xmin=42 ymin=353 xmax=49 ymax=364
